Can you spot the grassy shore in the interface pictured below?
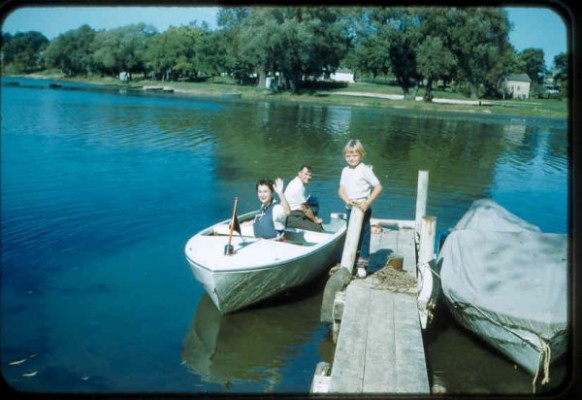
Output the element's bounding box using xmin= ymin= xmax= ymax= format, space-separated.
xmin=9 ymin=72 xmax=569 ymax=119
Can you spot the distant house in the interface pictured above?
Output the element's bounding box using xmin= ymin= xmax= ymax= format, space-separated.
xmin=504 ymin=73 xmax=531 ymax=100
xmin=330 ymin=68 xmax=355 ymax=83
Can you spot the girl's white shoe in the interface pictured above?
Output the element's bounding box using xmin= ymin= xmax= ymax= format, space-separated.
xmin=356 ymin=267 xmax=367 ymax=279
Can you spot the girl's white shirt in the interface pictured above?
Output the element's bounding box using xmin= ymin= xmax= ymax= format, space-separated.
xmin=340 ymin=163 xmax=380 ymax=200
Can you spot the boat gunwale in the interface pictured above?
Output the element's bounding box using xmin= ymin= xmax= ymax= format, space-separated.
xmin=185 ymin=211 xmax=347 ymax=273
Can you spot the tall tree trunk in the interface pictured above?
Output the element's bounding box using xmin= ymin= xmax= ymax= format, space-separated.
xmin=289 ymin=77 xmax=299 ymax=93
xmin=424 ymin=78 xmax=434 ymax=102
xmin=258 ymin=67 xmax=267 ymax=89
xmin=278 ymin=71 xmax=288 ymax=90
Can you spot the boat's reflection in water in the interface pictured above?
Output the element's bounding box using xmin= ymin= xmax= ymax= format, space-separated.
xmin=181 ymin=282 xmax=332 ymax=392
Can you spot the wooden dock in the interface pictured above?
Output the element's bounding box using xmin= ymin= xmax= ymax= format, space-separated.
xmin=311 ymin=170 xmax=437 ymax=395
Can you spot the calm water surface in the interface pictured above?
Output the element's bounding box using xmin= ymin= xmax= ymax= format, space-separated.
xmin=1 ymin=78 xmax=569 ymax=394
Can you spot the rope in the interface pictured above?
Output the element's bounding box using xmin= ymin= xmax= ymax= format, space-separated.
xmin=418 ymin=260 xmax=441 ymax=280
xmin=373 ymin=266 xmax=417 ymax=294
xmin=532 ymin=339 xmax=552 ymax=393
xmin=541 ymin=341 xmax=552 ymax=385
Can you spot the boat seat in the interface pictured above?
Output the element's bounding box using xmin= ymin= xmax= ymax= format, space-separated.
xmin=211 ymin=224 xmax=331 ymax=246
xmin=284 ymin=227 xmax=332 ymax=246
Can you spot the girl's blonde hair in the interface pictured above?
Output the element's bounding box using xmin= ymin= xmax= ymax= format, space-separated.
xmin=343 ymin=139 xmax=366 ymax=157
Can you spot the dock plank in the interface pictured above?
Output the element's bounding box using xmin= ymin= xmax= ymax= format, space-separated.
xmin=362 ymin=288 xmax=396 ymax=392
xmin=328 ymin=276 xmax=430 ymax=394
xmin=393 ymin=293 xmax=431 ymax=392
xmin=328 ymin=283 xmax=370 ymax=392
xmin=370 ymin=228 xmax=416 ymax=273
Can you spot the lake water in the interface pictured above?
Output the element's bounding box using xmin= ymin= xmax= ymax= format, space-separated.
xmin=1 ymin=77 xmax=570 ymax=395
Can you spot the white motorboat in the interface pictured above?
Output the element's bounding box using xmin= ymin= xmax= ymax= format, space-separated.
xmin=185 ymin=211 xmax=347 ymax=314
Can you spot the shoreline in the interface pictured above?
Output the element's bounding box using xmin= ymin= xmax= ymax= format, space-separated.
xmin=3 ymin=73 xmax=568 ymax=119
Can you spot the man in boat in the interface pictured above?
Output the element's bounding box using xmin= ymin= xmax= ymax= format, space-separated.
xmin=284 ymin=164 xmax=324 ymax=232
xmin=253 ymin=177 xmax=291 ymax=240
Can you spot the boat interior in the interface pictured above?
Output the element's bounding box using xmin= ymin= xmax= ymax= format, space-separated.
xmin=208 ymin=213 xmax=345 ymax=247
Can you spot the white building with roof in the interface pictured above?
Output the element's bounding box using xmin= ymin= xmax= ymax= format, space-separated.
xmin=504 ymin=73 xmax=532 ymax=100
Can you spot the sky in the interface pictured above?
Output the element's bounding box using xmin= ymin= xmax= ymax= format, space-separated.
xmin=0 ymin=4 xmax=569 ymax=68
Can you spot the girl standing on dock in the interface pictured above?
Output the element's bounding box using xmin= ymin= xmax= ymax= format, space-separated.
xmin=338 ymin=140 xmax=383 ymax=278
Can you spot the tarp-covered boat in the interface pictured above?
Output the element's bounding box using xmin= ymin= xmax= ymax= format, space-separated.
xmin=438 ymin=199 xmax=568 ymax=386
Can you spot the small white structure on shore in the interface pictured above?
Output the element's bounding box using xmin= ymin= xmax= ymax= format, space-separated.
xmin=330 ymin=68 xmax=355 ymax=83
xmin=504 ymin=73 xmax=531 ymax=100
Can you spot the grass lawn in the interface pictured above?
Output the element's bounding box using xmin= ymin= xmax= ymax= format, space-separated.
xmin=10 ymin=72 xmax=569 ymax=119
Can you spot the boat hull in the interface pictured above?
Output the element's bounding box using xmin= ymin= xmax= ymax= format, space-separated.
xmin=444 ymin=296 xmax=568 ymax=375
xmin=185 ymin=213 xmax=347 ymax=313
xmin=438 ymin=199 xmax=568 ymax=380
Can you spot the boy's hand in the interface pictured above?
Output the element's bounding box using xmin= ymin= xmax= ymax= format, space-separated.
xmin=352 ymin=199 xmax=369 ymax=212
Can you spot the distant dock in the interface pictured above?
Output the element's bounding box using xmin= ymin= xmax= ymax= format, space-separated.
xmin=312 ymin=170 xmax=438 ymax=394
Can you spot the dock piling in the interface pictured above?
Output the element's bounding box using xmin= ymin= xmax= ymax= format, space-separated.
xmin=321 ymin=206 xmax=364 ymax=322
xmin=415 ymin=170 xmax=429 ymax=232
xmin=339 ymin=207 xmax=364 ymax=273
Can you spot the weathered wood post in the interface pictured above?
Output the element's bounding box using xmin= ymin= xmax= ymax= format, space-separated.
xmin=418 ymin=216 xmax=437 ymax=265
xmin=415 ymin=170 xmax=429 ymax=233
xmin=321 ymin=208 xmax=364 ymax=322
xmin=417 ymin=215 xmax=437 ymax=329
xmin=311 ymin=361 xmax=331 ymax=393
xmin=339 ymin=207 xmax=364 ymax=272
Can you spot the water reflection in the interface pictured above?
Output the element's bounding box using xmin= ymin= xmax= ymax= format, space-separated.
xmin=181 ymin=290 xmax=323 ymax=392
xmin=1 ymin=78 xmax=569 ymax=394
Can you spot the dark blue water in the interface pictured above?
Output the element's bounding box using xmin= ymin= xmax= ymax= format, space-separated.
xmin=1 ymin=77 xmax=569 ymax=394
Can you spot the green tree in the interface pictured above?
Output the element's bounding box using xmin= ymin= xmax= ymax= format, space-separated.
xmin=416 ymin=36 xmax=456 ymax=100
xmin=236 ymin=7 xmax=351 ymax=92
xmin=215 ymin=7 xmax=253 ymax=82
xmin=144 ymin=31 xmax=176 ymax=80
xmin=518 ymin=48 xmax=546 ymax=84
xmin=196 ymin=29 xmax=229 ymax=79
xmin=234 ymin=8 xmax=277 ymax=86
xmin=43 ymin=25 xmax=95 ymax=76
xmin=450 ymin=8 xmax=512 ymax=99
xmin=1 ymin=31 xmax=49 ymax=73
xmin=505 ymin=48 xmax=526 ymax=74
xmin=415 ymin=8 xmax=461 ymax=93
xmin=552 ymin=52 xmax=568 ymax=93
xmin=350 ymin=7 xmax=512 ymax=99
xmin=91 ymin=23 xmax=155 ymax=78
xmin=144 ymin=24 xmax=205 ymax=81
xmin=361 ymin=8 xmax=424 ymax=98
xmin=387 ymin=8 xmax=426 ymax=98
xmin=346 ymin=34 xmax=392 ymax=79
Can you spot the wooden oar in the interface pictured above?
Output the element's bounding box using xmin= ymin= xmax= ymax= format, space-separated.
xmin=224 ymin=197 xmax=238 ymax=255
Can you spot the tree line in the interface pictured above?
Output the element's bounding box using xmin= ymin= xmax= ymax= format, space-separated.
xmin=1 ymin=6 xmax=569 ymax=99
